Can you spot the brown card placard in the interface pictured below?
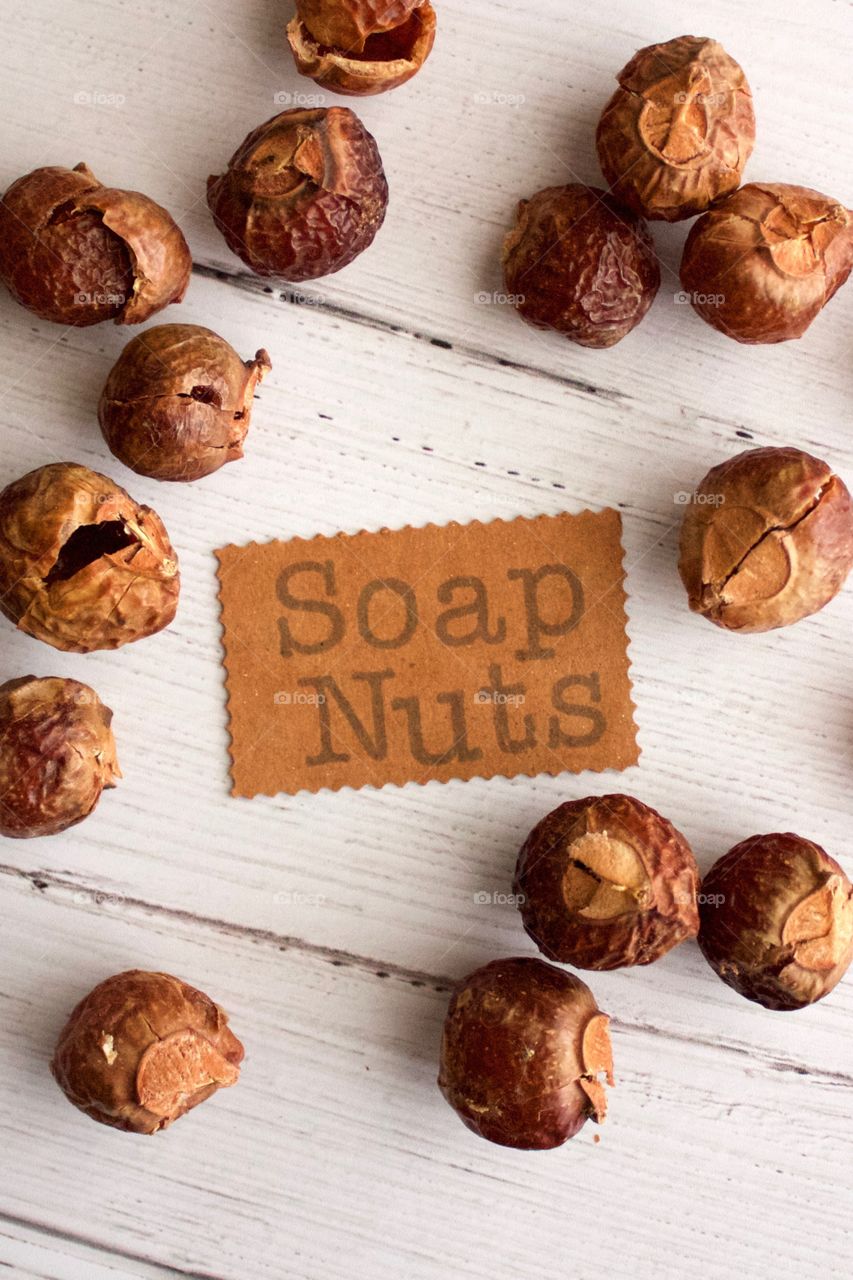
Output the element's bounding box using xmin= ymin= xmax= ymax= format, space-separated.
xmin=215 ymin=511 xmax=639 ymax=797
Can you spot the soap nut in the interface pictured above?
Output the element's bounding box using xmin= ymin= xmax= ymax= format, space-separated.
xmin=51 ymin=970 xmax=245 ymax=1133
xmin=698 ymin=834 xmax=853 ymax=1010
xmin=514 ymin=793 xmax=700 ymax=969
xmin=438 ymin=956 xmax=614 ymax=1149
xmin=0 ymin=163 xmax=191 ymax=326
xmin=99 ymin=325 xmax=272 ymax=482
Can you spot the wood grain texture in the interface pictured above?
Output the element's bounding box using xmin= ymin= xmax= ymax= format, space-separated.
xmin=2 ymin=880 xmax=852 ymax=1280
xmin=0 ymin=1220 xmax=187 ymax=1279
xmin=0 ymin=0 xmax=852 ymax=1276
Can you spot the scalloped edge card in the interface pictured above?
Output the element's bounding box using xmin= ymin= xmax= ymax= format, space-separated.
xmin=215 ymin=511 xmax=639 ymax=797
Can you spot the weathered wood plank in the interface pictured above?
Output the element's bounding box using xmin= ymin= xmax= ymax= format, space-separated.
xmin=1 ymin=1 xmax=852 ymax=1275
xmin=0 ymin=1217 xmax=193 ymax=1279
xmin=2 ymin=878 xmax=851 ymax=1280
xmin=0 ymin=266 xmax=852 ymax=1077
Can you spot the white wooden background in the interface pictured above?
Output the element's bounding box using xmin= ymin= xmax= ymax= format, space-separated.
xmin=0 ymin=0 xmax=851 ymax=1276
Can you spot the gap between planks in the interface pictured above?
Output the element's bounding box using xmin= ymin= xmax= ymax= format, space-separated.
xmin=190 ymin=261 xmax=629 ymax=406
xmin=0 ymin=1208 xmax=223 ymax=1280
xmin=2 ymin=861 xmax=849 ymax=1091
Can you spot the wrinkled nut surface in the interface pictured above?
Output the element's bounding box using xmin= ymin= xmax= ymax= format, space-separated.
xmin=0 ymin=676 xmax=120 ymax=839
xmin=679 ymin=447 xmax=853 ymax=632
xmin=0 ymin=463 xmax=180 ymax=652
xmin=0 ymin=163 xmax=191 ymax=327
xmin=514 ymin=794 xmax=700 ymax=970
xmin=288 ymin=0 xmax=436 ymax=95
xmin=502 ymin=185 xmax=660 ymax=348
xmin=207 ymin=107 xmax=388 ymax=282
xmin=51 ymin=971 xmax=244 ymax=1133
xmin=99 ymin=325 xmax=272 ymax=482
xmin=680 ymin=183 xmax=853 ymax=343
xmin=596 ymin=35 xmax=755 ymax=222
xmin=698 ymin=834 xmax=853 ymax=1011
xmin=438 ymin=957 xmax=614 ymax=1150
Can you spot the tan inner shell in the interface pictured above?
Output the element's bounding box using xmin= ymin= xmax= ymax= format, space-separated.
xmin=136 ymin=1029 xmax=239 ymax=1118
xmin=701 ymin=508 xmax=793 ymax=607
xmin=762 ymin=197 xmax=844 ymax=277
xmin=579 ymin=1013 xmax=615 ymax=1121
xmin=781 ymin=875 xmax=853 ymax=972
xmin=639 ymin=66 xmax=729 ymax=168
xmin=562 ymin=832 xmax=651 ymax=920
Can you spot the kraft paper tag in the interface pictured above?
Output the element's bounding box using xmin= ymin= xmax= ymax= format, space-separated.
xmin=215 ymin=511 xmax=639 ymax=798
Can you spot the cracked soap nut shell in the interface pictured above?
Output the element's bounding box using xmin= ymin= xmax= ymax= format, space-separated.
xmin=0 ymin=676 xmax=120 ymax=839
xmin=99 ymin=325 xmax=272 ymax=482
xmin=51 ymin=970 xmax=244 ymax=1133
xmin=678 ymin=447 xmax=853 ymax=632
xmin=502 ymin=185 xmax=660 ymax=348
xmin=514 ymin=794 xmax=700 ymax=970
xmin=0 ymin=463 xmax=180 ymax=652
xmin=0 ymin=163 xmax=191 ymax=327
xmin=596 ymin=35 xmax=755 ymax=222
xmin=438 ymin=957 xmax=614 ymax=1150
xmin=680 ymin=183 xmax=853 ymax=343
xmin=698 ymin=834 xmax=853 ymax=1011
xmin=287 ymin=0 xmax=436 ymax=96
xmin=207 ymin=107 xmax=389 ymax=282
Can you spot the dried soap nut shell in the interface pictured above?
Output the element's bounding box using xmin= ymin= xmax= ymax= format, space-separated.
xmin=51 ymin=971 xmax=245 ymax=1133
xmin=680 ymin=183 xmax=853 ymax=343
xmin=502 ymin=184 xmax=661 ymax=348
xmin=288 ymin=0 xmax=436 ymax=95
xmin=295 ymin=0 xmax=422 ymax=49
xmin=0 ymin=676 xmax=120 ymax=839
xmin=0 ymin=463 xmax=180 ymax=652
xmin=99 ymin=325 xmax=272 ymax=482
xmin=0 ymin=163 xmax=191 ymax=327
xmin=438 ymin=957 xmax=614 ymax=1150
xmin=207 ymin=107 xmax=389 ymax=282
xmin=514 ymin=794 xmax=700 ymax=970
xmin=678 ymin=447 xmax=853 ymax=632
xmin=698 ymin=834 xmax=853 ymax=1011
xmin=596 ymin=35 xmax=755 ymax=221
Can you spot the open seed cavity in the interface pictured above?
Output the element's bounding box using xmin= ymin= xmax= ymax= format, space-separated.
xmin=43 ymin=520 xmax=139 ymax=587
xmin=562 ymin=831 xmax=651 ymax=920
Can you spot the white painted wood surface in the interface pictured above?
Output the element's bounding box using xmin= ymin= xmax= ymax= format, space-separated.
xmin=0 ymin=0 xmax=851 ymax=1276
